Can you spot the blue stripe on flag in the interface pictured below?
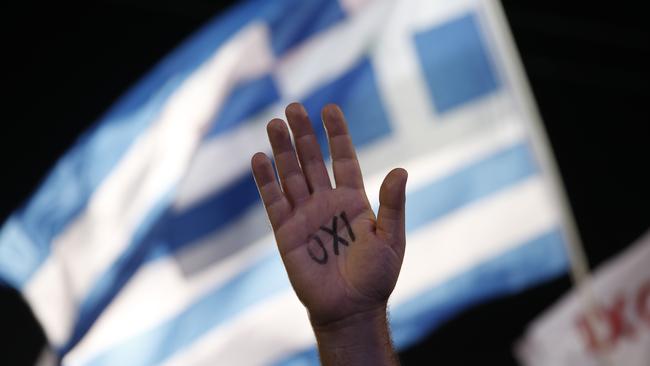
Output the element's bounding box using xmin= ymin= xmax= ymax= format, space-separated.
xmin=83 ymin=141 xmax=539 ymax=365
xmin=204 ymin=75 xmax=280 ymax=138
xmin=274 ymin=348 xmax=319 ymax=366
xmin=275 ymin=228 xmax=568 ymax=366
xmin=152 ymin=174 xmax=260 ymax=257
xmin=414 ymin=12 xmax=500 ymax=113
xmin=0 ymin=217 xmax=44 ymax=287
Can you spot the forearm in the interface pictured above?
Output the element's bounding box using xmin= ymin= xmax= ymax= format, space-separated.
xmin=311 ymin=306 xmax=400 ymax=366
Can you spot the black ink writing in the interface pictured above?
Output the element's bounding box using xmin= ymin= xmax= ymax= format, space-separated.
xmin=307 ymin=211 xmax=356 ymax=264
xmin=339 ymin=211 xmax=355 ymax=242
xmin=307 ymin=234 xmax=328 ymax=264
xmin=320 ymin=216 xmax=349 ymax=255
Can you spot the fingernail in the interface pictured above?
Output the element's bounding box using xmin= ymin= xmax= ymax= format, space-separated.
xmin=297 ymin=103 xmax=307 ymax=116
xmin=324 ymin=104 xmax=342 ymax=120
xmin=286 ymin=102 xmax=307 ymax=118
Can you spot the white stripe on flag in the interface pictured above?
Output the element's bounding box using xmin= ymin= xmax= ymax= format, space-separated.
xmin=24 ymin=23 xmax=275 ymax=346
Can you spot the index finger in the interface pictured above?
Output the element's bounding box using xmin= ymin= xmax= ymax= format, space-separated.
xmin=251 ymin=152 xmax=292 ymax=230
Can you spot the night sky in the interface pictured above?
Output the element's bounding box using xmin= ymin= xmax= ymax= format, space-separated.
xmin=1 ymin=1 xmax=648 ymax=365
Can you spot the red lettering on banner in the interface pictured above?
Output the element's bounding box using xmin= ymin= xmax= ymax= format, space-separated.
xmin=604 ymin=295 xmax=636 ymax=342
xmin=575 ymin=294 xmax=636 ymax=352
xmin=576 ymin=314 xmax=602 ymax=352
xmin=636 ymin=279 xmax=650 ymax=327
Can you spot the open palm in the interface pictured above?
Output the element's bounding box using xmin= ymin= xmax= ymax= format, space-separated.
xmin=251 ymin=103 xmax=407 ymax=327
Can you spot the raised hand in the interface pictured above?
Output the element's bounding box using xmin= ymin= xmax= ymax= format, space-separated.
xmin=251 ymin=103 xmax=407 ymax=331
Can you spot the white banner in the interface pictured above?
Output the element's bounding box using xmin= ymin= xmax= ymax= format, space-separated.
xmin=517 ymin=229 xmax=650 ymax=366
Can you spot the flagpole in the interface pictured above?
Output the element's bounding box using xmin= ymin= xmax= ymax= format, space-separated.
xmin=479 ymin=0 xmax=608 ymax=350
xmin=481 ymin=2 xmax=619 ymax=364
xmin=484 ymin=0 xmax=591 ymax=293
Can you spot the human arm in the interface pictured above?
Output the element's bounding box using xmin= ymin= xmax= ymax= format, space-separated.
xmin=251 ymin=102 xmax=407 ymax=365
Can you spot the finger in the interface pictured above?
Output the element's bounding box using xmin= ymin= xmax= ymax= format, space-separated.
xmin=377 ymin=168 xmax=408 ymax=250
xmin=321 ymin=104 xmax=364 ymax=189
xmin=251 ymin=152 xmax=292 ymax=230
xmin=285 ymin=102 xmax=332 ymax=192
xmin=267 ymin=118 xmax=310 ymax=205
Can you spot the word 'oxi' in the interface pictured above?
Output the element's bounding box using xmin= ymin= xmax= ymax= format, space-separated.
xmin=307 ymin=212 xmax=355 ymax=265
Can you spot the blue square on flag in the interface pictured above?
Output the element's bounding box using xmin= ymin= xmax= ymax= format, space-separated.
xmin=414 ymin=13 xmax=500 ymax=113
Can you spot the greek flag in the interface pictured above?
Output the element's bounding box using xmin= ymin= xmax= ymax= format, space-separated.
xmin=0 ymin=0 xmax=574 ymax=364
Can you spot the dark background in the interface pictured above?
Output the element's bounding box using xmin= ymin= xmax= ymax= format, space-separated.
xmin=1 ymin=1 xmax=648 ymax=365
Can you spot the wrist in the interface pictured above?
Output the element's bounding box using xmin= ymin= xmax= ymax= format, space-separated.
xmin=310 ymin=305 xmax=399 ymax=366
xmin=310 ymin=305 xmax=388 ymax=335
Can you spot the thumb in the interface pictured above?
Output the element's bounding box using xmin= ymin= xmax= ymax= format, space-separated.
xmin=376 ymin=168 xmax=408 ymax=242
